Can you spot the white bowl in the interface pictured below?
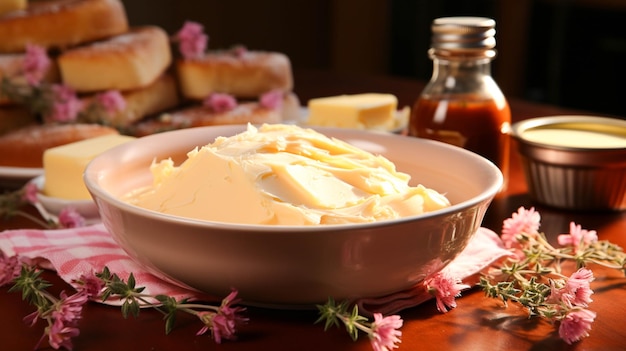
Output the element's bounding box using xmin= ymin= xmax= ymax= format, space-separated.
xmin=84 ymin=125 xmax=502 ymax=307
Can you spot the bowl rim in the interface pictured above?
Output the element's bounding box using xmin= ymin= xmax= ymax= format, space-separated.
xmin=511 ymin=115 xmax=626 ymax=151
xmin=84 ymin=125 xmax=503 ymax=232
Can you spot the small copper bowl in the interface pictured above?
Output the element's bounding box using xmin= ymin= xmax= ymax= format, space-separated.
xmin=511 ymin=115 xmax=626 ymax=211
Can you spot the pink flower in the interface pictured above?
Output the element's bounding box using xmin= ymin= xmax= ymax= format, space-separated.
xmin=46 ymin=318 xmax=80 ymax=350
xmin=424 ymin=271 xmax=470 ymax=313
xmin=175 ymin=21 xmax=208 ymax=59
xmin=558 ymin=308 xmax=596 ymax=344
xmin=370 ymin=313 xmax=403 ymax=351
xmin=230 ymin=45 xmax=248 ymax=58
xmin=549 ymin=268 xmax=594 ymax=308
xmin=259 ymin=89 xmax=284 ymax=110
xmin=52 ymin=291 xmax=88 ymax=325
xmin=0 ymin=254 xmax=21 ymax=286
xmin=23 ymin=310 xmax=40 ymax=327
xmin=74 ymin=272 xmax=105 ymax=299
xmin=564 ymin=268 xmax=594 ymax=307
xmin=47 ymin=84 xmax=83 ymax=123
xmin=557 ymin=222 xmax=598 ymax=254
xmin=23 ymin=44 xmax=50 ymax=86
xmin=95 ymin=90 xmax=126 ymax=115
xmin=203 ymin=93 xmax=237 ymax=113
xmin=22 ymin=181 xmax=39 ymax=204
xmin=501 ymin=206 xmax=541 ymax=248
xmin=58 ymin=207 xmax=86 ymax=228
xmin=196 ymin=289 xmax=247 ymax=343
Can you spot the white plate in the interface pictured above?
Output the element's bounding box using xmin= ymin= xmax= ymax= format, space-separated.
xmin=30 ymin=175 xmax=100 ymax=222
xmin=0 ymin=166 xmax=44 ymax=189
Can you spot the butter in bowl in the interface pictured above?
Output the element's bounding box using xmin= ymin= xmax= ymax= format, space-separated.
xmin=511 ymin=115 xmax=626 ymax=211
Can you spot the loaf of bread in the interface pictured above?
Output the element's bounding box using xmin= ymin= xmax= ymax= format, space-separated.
xmin=131 ymin=92 xmax=301 ymax=137
xmin=0 ymin=0 xmax=129 ymax=53
xmin=0 ymin=0 xmax=26 ymax=16
xmin=0 ymin=105 xmax=36 ymax=135
xmin=176 ymin=50 xmax=293 ymax=100
xmin=58 ymin=25 xmax=172 ymax=92
xmin=0 ymin=123 xmax=119 ymax=168
xmin=93 ymin=73 xmax=180 ymax=127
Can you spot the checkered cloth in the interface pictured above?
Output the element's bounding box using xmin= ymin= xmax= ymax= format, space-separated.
xmin=0 ymin=223 xmax=204 ymax=305
xmin=0 ymin=224 xmax=510 ymax=313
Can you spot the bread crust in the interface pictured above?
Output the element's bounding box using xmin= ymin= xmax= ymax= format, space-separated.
xmin=131 ymin=92 xmax=301 ymax=137
xmin=88 ymin=73 xmax=180 ymax=127
xmin=0 ymin=0 xmax=129 ymax=53
xmin=0 ymin=105 xmax=36 ymax=135
xmin=176 ymin=50 xmax=293 ymax=100
xmin=58 ymin=26 xmax=172 ymax=92
xmin=0 ymin=123 xmax=118 ymax=167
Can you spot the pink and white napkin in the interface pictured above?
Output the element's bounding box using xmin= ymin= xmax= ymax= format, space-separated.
xmin=0 ymin=223 xmax=205 ymax=305
xmin=0 ymin=224 xmax=510 ymax=312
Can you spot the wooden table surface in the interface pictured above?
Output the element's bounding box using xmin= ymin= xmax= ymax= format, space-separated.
xmin=1 ymin=69 xmax=625 ymax=351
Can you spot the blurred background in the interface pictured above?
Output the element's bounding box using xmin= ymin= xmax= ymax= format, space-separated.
xmin=123 ymin=0 xmax=626 ymax=118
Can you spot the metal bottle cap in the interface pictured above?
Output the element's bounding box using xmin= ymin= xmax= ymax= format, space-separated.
xmin=431 ymin=17 xmax=496 ymax=50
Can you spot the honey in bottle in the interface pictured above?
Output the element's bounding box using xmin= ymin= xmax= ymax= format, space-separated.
xmin=409 ymin=17 xmax=511 ymax=191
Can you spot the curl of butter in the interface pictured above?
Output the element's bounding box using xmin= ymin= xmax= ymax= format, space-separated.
xmin=125 ymin=124 xmax=450 ymax=225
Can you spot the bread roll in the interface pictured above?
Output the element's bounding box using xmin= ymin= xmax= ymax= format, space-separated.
xmin=0 ymin=105 xmax=37 ymax=135
xmin=0 ymin=0 xmax=26 ymax=16
xmin=131 ymin=92 xmax=301 ymax=137
xmin=0 ymin=0 xmax=129 ymax=53
xmin=58 ymin=26 xmax=172 ymax=92
xmin=85 ymin=73 xmax=180 ymax=127
xmin=176 ymin=50 xmax=293 ymax=100
xmin=0 ymin=123 xmax=118 ymax=167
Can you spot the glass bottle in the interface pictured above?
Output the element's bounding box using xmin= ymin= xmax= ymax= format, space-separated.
xmin=408 ymin=17 xmax=511 ymax=191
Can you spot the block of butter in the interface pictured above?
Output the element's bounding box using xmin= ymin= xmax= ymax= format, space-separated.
xmin=0 ymin=0 xmax=26 ymax=16
xmin=43 ymin=134 xmax=135 ymax=200
xmin=307 ymin=93 xmax=397 ymax=130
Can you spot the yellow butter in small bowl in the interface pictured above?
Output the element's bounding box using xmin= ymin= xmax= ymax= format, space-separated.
xmin=307 ymin=93 xmax=402 ymax=131
xmin=511 ymin=115 xmax=626 ymax=211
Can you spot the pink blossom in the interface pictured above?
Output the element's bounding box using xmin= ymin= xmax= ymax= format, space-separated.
xmin=95 ymin=90 xmax=126 ymax=115
xmin=0 ymin=254 xmax=21 ymax=286
xmin=52 ymin=291 xmax=88 ymax=325
xmin=22 ymin=181 xmax=39 ymax=204
xmin=259 ymin=89 xmax=284 ymax=110
xmin=196 ymin=311 xmax=214 ymax=336
xmin=47 ymin=84 xmax=83 ymax=122
xmin=74 ymin=272 xmax=105 ymax=299
xmin=175 ymin=21 xmax=208 ymax=59
xmin=548 ymin=268 xmax=594 ymax=308
xmin=23 ymin=310 xmax=40 ymax=327
xmin=203 ymin=93 xmax=237 ymax=113
xmin=501 ymin=206 xmax=541 ymax=248
xmin=46 ymin=318 xmax=80 ymax=350
xmin=370 ymin=313 xmax=403 ymax=351
xmin=558 ymin=308 xmax=596 ymax=344
xmin=196 ymin=289 xmax=247 ymax=343
xmin=58 ymin=207 xmax=86 ymax=228
xmin=211 ymin=313 xmax=237 ymax=344
xmin=563 ymin=268 xmax=594 ymax=307
xmin=230 ymin=45 xmax=248 ymax=58
xmin=23 ymin=44 xmax=50 ymax=86
xmin=557 ymin=222 xmax=598 ymax=254
xmin=424 ymin=271 xmax=470 ymax=313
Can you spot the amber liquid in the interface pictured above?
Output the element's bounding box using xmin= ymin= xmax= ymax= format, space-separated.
xmin=409 ymin=96 xmax=510 ymax=190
